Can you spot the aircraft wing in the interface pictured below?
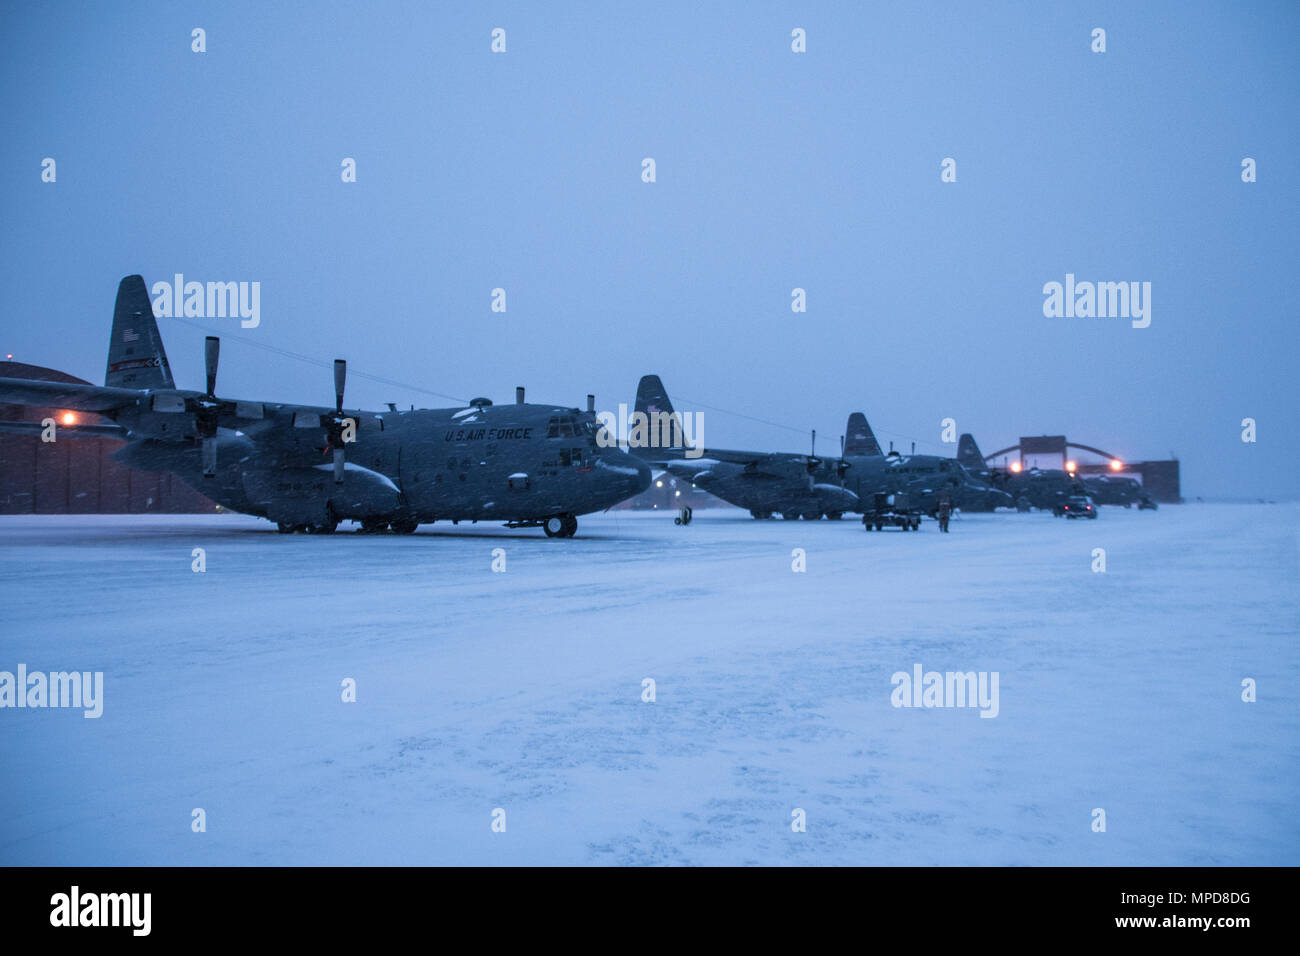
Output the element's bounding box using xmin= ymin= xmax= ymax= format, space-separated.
xmin=213 ymin=402 xmax=357 ymax=434
xmin=692 ymin=447 xmax=816 ymax=469
xmin=663 ymin=458 xmax=721 ymax=477
xmin=0 ymin=377 xmax=144 ymax=413
xmin=0 ymin=375 xmax=346 ymax=441
xmin=666 ymin=452 xmax=819 ymax=483
xmin=0 ymin=420 xmax=128 ymax=440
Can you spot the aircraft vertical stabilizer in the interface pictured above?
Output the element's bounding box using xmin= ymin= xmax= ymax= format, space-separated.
xmin=844 ymin=412 xmax=882 ymax=457
xmin=106 ymin=274 xmax=174 ymax=390
xmin=957 ymin=433 xmax=987 ymax=471
xmin=635 ymin=374 xmax=676 ymax=419
xmin=631 ymin=374 xmax=692 ymax=459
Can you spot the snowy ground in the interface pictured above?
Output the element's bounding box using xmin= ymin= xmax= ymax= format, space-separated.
xmin=0 ymin=503 xmax=1296 ymax=866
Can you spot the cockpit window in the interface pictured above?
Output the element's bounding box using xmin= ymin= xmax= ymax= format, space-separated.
xmin=547 ymin=415 xmax=576 ymax=438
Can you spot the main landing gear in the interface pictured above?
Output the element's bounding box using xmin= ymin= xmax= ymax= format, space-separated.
xmin=543 ymin=514 xmax=578 ymax=538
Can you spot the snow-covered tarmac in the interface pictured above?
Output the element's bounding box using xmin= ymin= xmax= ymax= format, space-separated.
xmin=0 ymin=504 xmax=1296 ymax=865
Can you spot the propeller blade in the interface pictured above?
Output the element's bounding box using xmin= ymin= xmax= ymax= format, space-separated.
xmin=333 ymin=359 xmax=346 ymax=414
xmin=202 ymin=436 xmax=217 ymax=477
xmin=204 ymin=336 xmax=220 ymax=396
xmin=333 ymin=446 xmax=345 ymax=484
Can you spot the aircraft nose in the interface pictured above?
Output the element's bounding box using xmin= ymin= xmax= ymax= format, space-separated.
xmin=595 ymin=451 xmax=652 ymax=500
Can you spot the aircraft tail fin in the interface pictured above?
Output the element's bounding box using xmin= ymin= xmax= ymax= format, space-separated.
xmin=635 ymin=374 xmax=675 ymax=419
xmin=957 ymin=433 xmax=986 ymax=471
xmin=106 ymin=275 xmax=174 ymax=390
xmin=844 ymin=412 xmax=881 ymax=457
xmin=632 ymin=374 xmax=691 ymax=459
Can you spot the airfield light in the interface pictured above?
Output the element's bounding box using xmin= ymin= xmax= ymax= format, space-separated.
xmin=675 ymin=490 xmax=681 ymax=497
xmin=1010 ymin=462 xmax=1022 ymax=473
xmin=60 ymin=412 xmax=76 ymax=426
xmin=655 ymin=480 xmax=663 ymax=488
xmin=1065 ymin=460 xmax=1077 ymax=473
xmin=5 ymin=353 xmax=11 ymax=360
xmin=1110 ymin=459 xmax=1123 ymax=471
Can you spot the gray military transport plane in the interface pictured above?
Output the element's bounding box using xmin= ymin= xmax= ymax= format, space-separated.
xmin=0 ymin=275 xmax=651 ymax=536
xmin=630 ymin=375 xmax=860 ymax=520
xmin=838 ymin=414 xmax=1011 ymax=514
xmin=627 ymin=375 xmax=1007 ymax=520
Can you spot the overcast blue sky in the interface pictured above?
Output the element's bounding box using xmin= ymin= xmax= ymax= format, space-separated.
xmin=1 ymin=1 xmax=1296 ymax=497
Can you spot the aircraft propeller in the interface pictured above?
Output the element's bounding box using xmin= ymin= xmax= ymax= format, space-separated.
xmin=805 ymin=429 xmax=821 ymax=491
xmin=198 ymin=336 xmax=220 ymax=476
xmin=322 ymin=359 xmax=350 ymax=484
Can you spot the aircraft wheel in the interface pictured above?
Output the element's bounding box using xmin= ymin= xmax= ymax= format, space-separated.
xmin=561 ymin=514 xmax=578 ymax=537
xmin=782 ymin=512 xmax=798 ymax=521
xmin=389 ymin=518 xmax=418 ymax=534
xmin=360 ymin=518 xmax=389 ymax=534
xmin=543 ymin=516 xmax=565 ymax=537
xmin=306 ymin=521 xmax=338 ymax=535
xmin=826 ymin=512 xmax=842 ymax=521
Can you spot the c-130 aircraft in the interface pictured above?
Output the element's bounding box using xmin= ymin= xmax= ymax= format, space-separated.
xmin=0 ymin=275 xmax=651 ymax=536
xmin=629 ymin=375 xmax=1001 ymax=520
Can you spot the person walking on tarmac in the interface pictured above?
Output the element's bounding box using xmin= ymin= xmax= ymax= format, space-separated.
xmin=937 ymin=494 xmax=953 ymax=533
